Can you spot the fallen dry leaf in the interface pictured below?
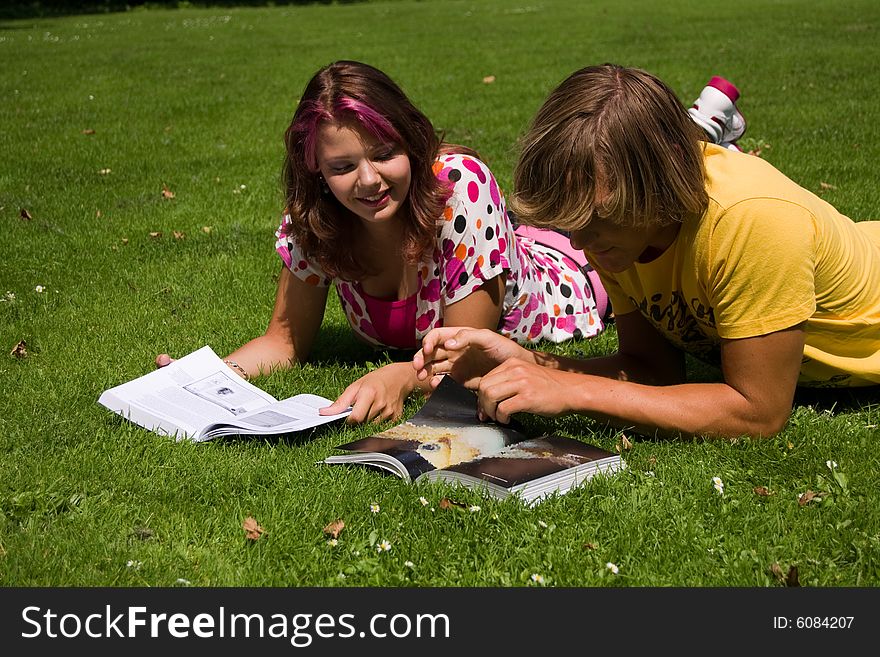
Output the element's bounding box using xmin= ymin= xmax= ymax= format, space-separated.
xmin=172 ymin=231 xmax=185 ymax=240
xmin=798 ymin=490 xmax=820 ymax=507
xmin=96 ymin=210 xmax=102 ymax=218
xmin=202 ymin=226 xmax=212 ymax=234
xmin=748 ymin=148 xmax=763 ymax=157
xmin=582 ymin=542 xmax=597 ymax=551
xmin=130 ymin=526 xmax=155 ymax=541
xmin=82 ymin=128 xmax=96 ymax=135
xmin=620 ymin=434 xmax=633 ymax=450
xmin=770 ymin=562 xmax=800 ymax=587
xmin=99 ymin=168 xmax=111 ymax=175
xmin=439 ymin=498 xmax=468 ymax=510
xmin=753 ymin=486 xmax=773 ymax=497
xmin=482 ymin=75 xmax=496 ymax=84
xmin=242 ymin=516 xmax=266 ymax=540
xmin=819 ymin=181 xmax=837 ymax=191
xmin=648 ymin=456 xmax=657 ymax=466
xmin=20 ymin=208 xmax=33 ymax=221
xmin=10 ymin=340 xmax=28 ymax=359
xmin=149 ymin=231 xmax=162 ymax=239
xmin=121 ymin=238 xmax=129 ymax=245
xmin=323 ymin=519 xmax=345 ymax=539
xmin=162 ymin=186 xmax=175 ymax=200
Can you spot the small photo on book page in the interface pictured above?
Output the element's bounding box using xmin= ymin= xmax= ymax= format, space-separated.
xmin=183 ymin=371 xmax=268 ymax=416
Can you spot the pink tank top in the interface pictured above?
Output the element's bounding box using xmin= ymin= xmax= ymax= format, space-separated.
xmin=359 ymin=288 xmax=419 ymax=350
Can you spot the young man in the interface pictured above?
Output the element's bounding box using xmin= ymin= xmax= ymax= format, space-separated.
xmin=413 ymin=64 xmax=880 ymax=439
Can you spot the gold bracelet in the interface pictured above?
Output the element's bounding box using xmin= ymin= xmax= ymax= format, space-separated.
xmin=223 ymin=359 xmax=250 ymax=381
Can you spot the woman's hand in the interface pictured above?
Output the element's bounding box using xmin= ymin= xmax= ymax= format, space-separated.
xmin=413 ymin=327 xmax=534 ymax=388
xmin=320 ymin=362 xmax=419 ymax=424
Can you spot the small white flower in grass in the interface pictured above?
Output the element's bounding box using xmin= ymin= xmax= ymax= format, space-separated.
xmin=370 ymin=502 xmax=380 ymax=513
xmin=3 ymin=291 xmax=14 ymax=302
xmin=404 ymin=561 xmax=415 ymax=569
xmin=712 ymin=476 xmax=724 ymax=495
xmin=606 ymin=562 xmax=619 ymax=575
xmin=174 ymin=578 xmax=191 ymax=586
xmin=418 ymin=496 xmax=429 ymax=506
xmin=327 ymin=538 xmax=338 ymax=547
xmin=35 ymin=285 xmax=44 ymax=293
xmin=468 ymin=505 xmax=481 ymax=513
xmin=376 ymin=539 xmax=392 ymax=553
xmin=125 ymin=560 xmax=142 ymax=569
xmin=537 ymin=520 xmax=548 ymax=528
xmin=826 ymin=460 xmax=838 ymax=470
xmin=530 ymin=573 xmax=545 ymax=584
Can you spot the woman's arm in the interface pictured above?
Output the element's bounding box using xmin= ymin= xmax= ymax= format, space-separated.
xmin=222 ymin=266 xmax=329 ymax=378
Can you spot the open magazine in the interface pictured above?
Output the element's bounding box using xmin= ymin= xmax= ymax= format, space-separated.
xmin=98 ymin=346 xmax=351 ymax=442
xmin=321 ymin=376 xmax=624 ymax=505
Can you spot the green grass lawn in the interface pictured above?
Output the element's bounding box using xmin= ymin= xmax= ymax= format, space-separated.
xmin=1 ymin=0 xmax=879 ymax=587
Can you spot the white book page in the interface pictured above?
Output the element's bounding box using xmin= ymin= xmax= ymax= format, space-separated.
xmin=98 ymin=346 xmax=278 ymax=435
xmin=201 ymin=394 xmax=350 ymax=439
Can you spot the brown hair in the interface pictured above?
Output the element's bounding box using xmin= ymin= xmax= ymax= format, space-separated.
xmin=282 ymin=60 xmax=477 ymax=280
xmin=512 ymin=63 xmax=709 ymax=231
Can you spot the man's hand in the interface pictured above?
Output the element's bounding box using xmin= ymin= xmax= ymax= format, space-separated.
xmin=476 ymin=359 xmax=578 ymax=424
xmin=413 ymin=327 xmax=534 ymax=388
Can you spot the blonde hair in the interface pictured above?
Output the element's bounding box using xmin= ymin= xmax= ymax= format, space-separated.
xmin=512 ymin=64 xmax=709 ymax=231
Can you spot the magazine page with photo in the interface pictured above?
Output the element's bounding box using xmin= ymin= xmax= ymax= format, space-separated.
xmin=322 ymin=376 xmax=624 ymax=504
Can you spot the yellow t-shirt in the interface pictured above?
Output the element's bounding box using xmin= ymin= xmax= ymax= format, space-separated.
xmin=593 ymin=143 xmax=880 ymax=387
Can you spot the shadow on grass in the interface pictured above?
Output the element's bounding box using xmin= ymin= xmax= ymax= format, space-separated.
xmin=101 ymin=407 xmax=350 ymax=446
xmin=308 ymin=322 xmax=417 ymax=368
xmin=1 ymin=0 xmax=366 ymax=22
xmin=793 ymin=385 xmax=880 ymax=414
xmin=224 ymin=418 xmax=348 ymax=447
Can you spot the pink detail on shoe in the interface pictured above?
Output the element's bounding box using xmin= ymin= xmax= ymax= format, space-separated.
xmin=707 ymin=76 xmax=740 ymax=103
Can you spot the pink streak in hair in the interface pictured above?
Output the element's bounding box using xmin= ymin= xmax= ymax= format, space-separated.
xmin=295 ymin=97 xmax=401 ymax=171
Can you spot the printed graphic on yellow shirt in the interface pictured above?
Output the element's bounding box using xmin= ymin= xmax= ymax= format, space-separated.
xmin=630 ymin=290 xmax=719 ymax=366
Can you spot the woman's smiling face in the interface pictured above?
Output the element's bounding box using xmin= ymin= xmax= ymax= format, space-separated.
xmin=315 ymin=121 xmax=412 ymax=225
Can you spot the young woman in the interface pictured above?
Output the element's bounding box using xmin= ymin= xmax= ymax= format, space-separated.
xmin=160 ymin=61 xmax=609 ymax=423
xmin=414 ymin=64 xmax=880 ymax=439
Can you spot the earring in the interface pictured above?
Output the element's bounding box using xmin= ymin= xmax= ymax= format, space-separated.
xmin=318 ymin=176 xmax=329 ymax=195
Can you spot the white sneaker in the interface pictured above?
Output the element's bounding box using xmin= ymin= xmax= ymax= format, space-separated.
xmin=688 ymin=76 xmax=746 ymax=146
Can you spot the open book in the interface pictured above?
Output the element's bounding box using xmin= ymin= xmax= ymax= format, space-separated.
xmin=322 ymin=376 xmax=624 ymax=505
xmin=98 ymin=346 xmax=350 ymax=442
